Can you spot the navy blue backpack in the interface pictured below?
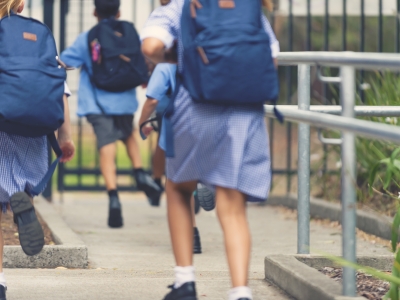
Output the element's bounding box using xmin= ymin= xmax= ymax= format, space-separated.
xmin=88 ymin=19 xmax=149 ymax=92
xmin=0 ymin=13 xmax=67 ymax=195
xmin=155 ymin=0 xmax=281 ymax=158
xmin=180 ymin=0 xmax=279 ymax=106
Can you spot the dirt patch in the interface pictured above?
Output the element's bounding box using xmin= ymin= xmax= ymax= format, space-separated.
xmin=310 ymin=173 xmax=399 ymax=218
xmin=319 ymin=267 xmax=390 ymax=300
xmin=2 ymin=211 xmax=55 ymax=246
xmin=274 ymin=206 xmax=391 ymax=249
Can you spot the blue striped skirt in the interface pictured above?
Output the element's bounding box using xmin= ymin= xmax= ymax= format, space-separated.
xmin=165 ymin=88 xmax=272 ymax=202
xmin=0 ymin=132 xmax=48 ymax=212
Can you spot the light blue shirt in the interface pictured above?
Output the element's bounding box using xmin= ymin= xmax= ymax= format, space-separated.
xmin=60 ymin=31 xmax=139 ymax=117
xmin=146 ymin=63 xmax=177 ymax=114
xmin=146 ymin=63 xmax=177 ymax=151
xmin=146 ymin=63 xmax=176 ymax=151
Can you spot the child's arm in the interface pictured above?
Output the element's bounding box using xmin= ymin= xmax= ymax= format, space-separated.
xmin=139 ymin=98 xmax=159 ymax=137
xmin=60 ymin=33 xmax=87 ymax=68
xmin=139 ymin=64 xmax=174 ymax=137
xmin=58 ymin=94 xmax=75 ymax=163
xmin=142 ymin=39 xmax=178 ymax=65
xmin=141 ymin=2 xmax=180 ymax=64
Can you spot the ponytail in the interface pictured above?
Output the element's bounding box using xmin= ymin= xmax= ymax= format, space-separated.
xmin=262 ymin=0 xmax=273 ymax=12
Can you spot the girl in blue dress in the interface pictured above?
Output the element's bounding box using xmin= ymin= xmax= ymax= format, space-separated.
xmin=141 ymin=0 xmax=278 ymax=299
xmin=0 ymin=1 xmax=75 ymax=298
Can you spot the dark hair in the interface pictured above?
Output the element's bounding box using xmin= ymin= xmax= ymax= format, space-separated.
xmin=94 ymin=0 xmax=120 ymax=19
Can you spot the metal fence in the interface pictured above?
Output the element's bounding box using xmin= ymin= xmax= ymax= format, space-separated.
xmin=266 ymin=51 xmax=400 ymax=296
xmin=269 ymin=0 xmax=400 ymax=194
xmin=47 ymin=0 xmax=400 ymax=195
xmin=54 ymin=0 xmax=158 ymax=193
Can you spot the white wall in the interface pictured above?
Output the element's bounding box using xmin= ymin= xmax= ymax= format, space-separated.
xmin=20 ymin=0 xmax=43 ymax=20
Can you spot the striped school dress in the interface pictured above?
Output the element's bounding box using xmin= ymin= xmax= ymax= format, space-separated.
xmin=142 ymin=0 xmax=279 ymax=202
xmin=0 ymin=83 xmax=71 ymax=212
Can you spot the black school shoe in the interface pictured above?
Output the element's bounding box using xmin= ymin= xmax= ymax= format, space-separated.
xmin=163 ymin=282 xmax=197 ymax=300
xmin=108 ymin=195 xmax=123 ymax=228
xmin=0 ymin=285 xmax=6 ymax=300
xmin=148 ymin=180 xmax=164 ymax=207
xmin=10 ymin=192 xmax=44 ymax=256
xmin=193 ymin=227 xmax=202 ymax=254
xmin=194 ymin=184 xmax=215 ymax=212
xmin=134 ymin=170 xmax=163 ymax=202
xmin=193 ymin=195 xmax=200 ymax=215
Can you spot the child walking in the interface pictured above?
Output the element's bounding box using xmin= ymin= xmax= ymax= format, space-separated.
xmin=141 ymin=0 xmax=279 ymax=299
xmin=61 ymin=0 xmax=162 ymax=228
xmin=0 ymin=1 xmax=75 ymax=299
xmin=139 ymin=62 xmax=207 ymax=254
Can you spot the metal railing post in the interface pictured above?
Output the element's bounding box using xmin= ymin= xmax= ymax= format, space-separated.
xmin=297 ymin=64 xmax=311 ymax=254
xmin=340 ymin=66 xmax=357 ymax=297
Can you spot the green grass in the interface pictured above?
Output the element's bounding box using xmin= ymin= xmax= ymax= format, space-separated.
xmin=54 ymin=127 xmax=155 ymax=189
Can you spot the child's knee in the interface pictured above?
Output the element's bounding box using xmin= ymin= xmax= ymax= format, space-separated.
xmin=216 ymin=188 xmax=246 ymax=216
xmin=167 ymin=180 xmax=196 ymax=200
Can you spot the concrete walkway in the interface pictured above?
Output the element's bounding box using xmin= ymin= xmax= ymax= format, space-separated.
xmin=4 ymin=192 xmax=390 ymax=300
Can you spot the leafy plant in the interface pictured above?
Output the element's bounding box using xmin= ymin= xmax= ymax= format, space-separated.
xmin=312 ymin=72 xmax=400 ymax=212
xmin=368 ymin=148 xmax=400 ymax=196
xmin=357 ymin=72 xmax=400 ymax=194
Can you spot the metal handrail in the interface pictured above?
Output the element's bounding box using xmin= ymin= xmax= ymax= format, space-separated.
xmin=264 ymin=106 xmax=400 ymax=143
xmin=278 ymin=51 xmax=400 ymax=70
xmin=267 ymin=105 xmax=400 ymax=117
xmin=271 ymin=52 xmax=400 ymax=297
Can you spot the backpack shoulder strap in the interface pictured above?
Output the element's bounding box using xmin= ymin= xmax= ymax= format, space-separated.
xmin=30 ymin=133 xmax=63 ymax=196
xmin=159 ymin=71 xmax=182 ymax=157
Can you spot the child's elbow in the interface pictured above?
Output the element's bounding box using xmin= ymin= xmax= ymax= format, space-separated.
xmin=146 ymin=98 xmax=159 ymax=108
xmin=142 ymin=38 xmax=165 ymax=62
xmin=141 ymin=43 xmax=157 ymax=59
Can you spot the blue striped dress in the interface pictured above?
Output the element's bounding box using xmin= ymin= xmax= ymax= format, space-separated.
xmin=0 ymin=83 xmax=71 ymax=212
xmin=142 ymin=0 xmax=279 ymax=202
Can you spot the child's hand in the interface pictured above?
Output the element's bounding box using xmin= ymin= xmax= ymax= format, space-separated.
xmin=58 ymin=137 xmax=75 ymax=163
xmin=142 ymin=126 xmax=154 ymax=137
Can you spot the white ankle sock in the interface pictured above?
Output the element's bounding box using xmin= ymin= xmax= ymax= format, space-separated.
xmin=174 ymin=266 xmax=195 ymax=288
xmin=228 ymin=286 xmax=252 ymax=300
xmin=0 ymin=272 xmax=6 ymax=288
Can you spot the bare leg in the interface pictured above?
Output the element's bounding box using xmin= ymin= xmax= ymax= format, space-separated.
xmin=216 ymin=187 xmax=250 ymax=287
xmin=166 ymin=179 xmax=197 ymax=266
xmin=99 ymin=143 xmax=117 ymax=191
xmin=152 ymin=145 xmax=165 ymax=179
xmin=191 ymin=196 xmax=197 ymax=227
xmin=124 ymin=132 xmax=142 ymax=169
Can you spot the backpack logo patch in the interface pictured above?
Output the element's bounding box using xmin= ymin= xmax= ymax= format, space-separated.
xmin=219 ymin=0 xmax=235 ymax=9
xmin=23 ymin=32 xmax=37 ymax=42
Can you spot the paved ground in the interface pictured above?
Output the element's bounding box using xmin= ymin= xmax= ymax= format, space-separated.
xmin=4 ymin=192 xmax=390 ymax=300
